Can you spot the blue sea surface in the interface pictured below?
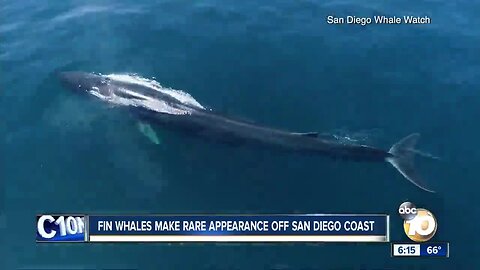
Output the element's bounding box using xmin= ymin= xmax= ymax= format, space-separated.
xmin=1 ymin=0 xmax=479 ymax=269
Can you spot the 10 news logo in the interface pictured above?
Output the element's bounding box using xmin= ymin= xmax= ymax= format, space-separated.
xmin=398 ymin=202 xmax=437 ymax=242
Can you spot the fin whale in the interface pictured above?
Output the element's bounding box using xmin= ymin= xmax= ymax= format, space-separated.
xmin=59 ymin=71 xmax=435 ymax=193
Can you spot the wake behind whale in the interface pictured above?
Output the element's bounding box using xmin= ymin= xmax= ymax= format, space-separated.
xmin=59 ymin=71 xmax=436 ymax=193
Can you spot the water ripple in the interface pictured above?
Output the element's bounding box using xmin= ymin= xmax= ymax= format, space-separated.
xmin=51 ymin=4 xmax=145 ymax=23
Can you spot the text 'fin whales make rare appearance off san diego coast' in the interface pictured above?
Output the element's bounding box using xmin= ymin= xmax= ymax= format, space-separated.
xmin=58 ymin=71 xmax=436 ymax=193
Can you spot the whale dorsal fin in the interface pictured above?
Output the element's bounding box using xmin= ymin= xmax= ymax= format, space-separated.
xmin=294 ymin=132 xmax=319 ymax=138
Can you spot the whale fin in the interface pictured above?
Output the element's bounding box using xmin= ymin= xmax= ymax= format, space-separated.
xmin=137 ymin=122 xmax=161 ymax=145
xmin=386 ymin=133 xmax=435 ymax=193
xmin=294 ymin=132 xmax=319 ymax=138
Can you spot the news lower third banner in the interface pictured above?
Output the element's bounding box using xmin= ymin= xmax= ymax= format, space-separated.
xmin=36 ymin=214 xmax=390 ymax=243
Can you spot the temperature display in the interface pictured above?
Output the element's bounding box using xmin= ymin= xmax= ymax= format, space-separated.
xmin=421 ymin=243 xmax=449 ymax=257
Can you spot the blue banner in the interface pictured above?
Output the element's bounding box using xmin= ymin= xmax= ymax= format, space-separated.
xmin=88 ymin=214 xmax=388 ymax=241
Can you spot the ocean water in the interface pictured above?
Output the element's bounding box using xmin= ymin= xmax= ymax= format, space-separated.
xmin=1 ymin=0 xmax=479 ymax=269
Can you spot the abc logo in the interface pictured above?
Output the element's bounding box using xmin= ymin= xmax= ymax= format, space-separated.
xmin=398 ymin=202 xmax=437 ymax=242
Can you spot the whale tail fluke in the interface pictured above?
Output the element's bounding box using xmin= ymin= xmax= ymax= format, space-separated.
xmin=386 ymin=133 xmax=435 ymax=193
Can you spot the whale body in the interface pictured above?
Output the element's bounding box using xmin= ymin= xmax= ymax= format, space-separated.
xmin=59 ymin=71 xmax=435 ymax=192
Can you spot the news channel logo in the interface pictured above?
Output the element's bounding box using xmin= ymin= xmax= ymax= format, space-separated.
xmin=36 ymin=215 xmax=86 ymax=242
xmin=398 ymin=202 xmax=437 ymax=242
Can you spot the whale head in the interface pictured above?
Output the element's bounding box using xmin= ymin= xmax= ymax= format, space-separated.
xmin=59 ymin=71 xmax=111 ymax=95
